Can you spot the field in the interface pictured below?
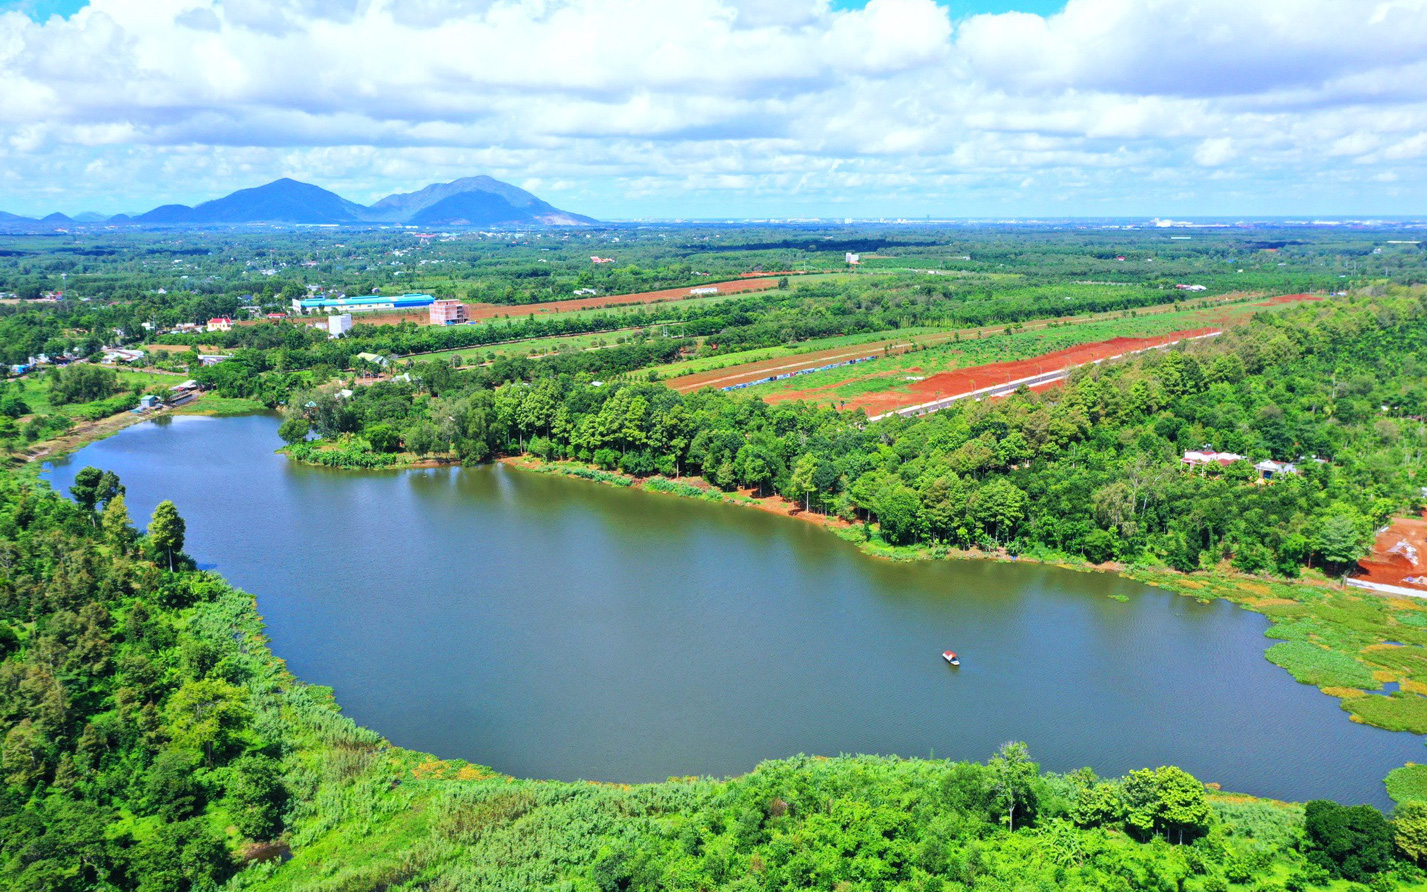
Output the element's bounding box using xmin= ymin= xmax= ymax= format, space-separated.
xmin=659 ymin=289 xmax=1288 ymax=395
xmin=853 ymin=329 xmax=1219 ymax=418
xmin=691 ymin=294 xmax=1323 ymax=412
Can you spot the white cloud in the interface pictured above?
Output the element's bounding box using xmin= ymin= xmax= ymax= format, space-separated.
xmin=0 ymin=0 xmax=1423 ymax=216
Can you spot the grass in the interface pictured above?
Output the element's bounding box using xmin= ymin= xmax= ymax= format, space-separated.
xmin=1265 ymin=640 xmax=1383 ymax=690
xmin=1387 ymin=764 xmax=1427 ymax=803
xmin=1343 ymin=694 xmax=1427 ymax=734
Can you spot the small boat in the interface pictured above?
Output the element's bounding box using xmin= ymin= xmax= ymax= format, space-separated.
xmin=942 ymin=650 xmax=960 ymax=666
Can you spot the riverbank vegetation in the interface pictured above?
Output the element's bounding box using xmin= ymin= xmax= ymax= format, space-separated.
xmin=7 ymin=473 xmax=1427 ymax=889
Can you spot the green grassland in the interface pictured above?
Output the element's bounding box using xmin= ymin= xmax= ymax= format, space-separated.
xmin=11 ymin=367 xmax=178 ymax=418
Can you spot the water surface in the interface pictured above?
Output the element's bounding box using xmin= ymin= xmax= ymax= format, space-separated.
xmin=46 ymin=414 xmax=1425 ymax=807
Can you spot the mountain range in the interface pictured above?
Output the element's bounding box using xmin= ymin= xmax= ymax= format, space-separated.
xmin=0 ymin=176 xmax=596 ymax=228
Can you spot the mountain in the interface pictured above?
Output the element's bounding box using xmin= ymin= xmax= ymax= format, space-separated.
xmin=134 ymin=204 xmax=199 ymax=224
xmin=72 ymin=212 xmax=110 ymax=223
xmin=136 ymin=178 xmax=370 ymax=225
xmin=8 ymin=175 xmax=595 ymax=228
xmin=370 ymin=176 xmax=595 ymax=225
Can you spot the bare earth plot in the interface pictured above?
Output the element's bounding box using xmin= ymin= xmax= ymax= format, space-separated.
xmin=1355 ymin=516 xmax=1427 ymax=595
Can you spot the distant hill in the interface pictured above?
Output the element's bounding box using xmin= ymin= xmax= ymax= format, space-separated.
xmin=134 ymin=204 xmax=197 ymax=224
xmin=369 ymin=175 xmax=595 ymax=225
xmin=1 ymin=175 xmax=595 ymax=228
xmin=134 ymin=178 xmax=370 ymax=225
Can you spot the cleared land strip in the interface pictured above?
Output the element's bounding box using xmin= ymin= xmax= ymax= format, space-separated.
xmin=464 ymin=277 xmax=784 ymax=321
xmin=867 ymin=330 xmax=1222 ymax=420
xmin=665 ymin=291 xmax=1287 ymax=394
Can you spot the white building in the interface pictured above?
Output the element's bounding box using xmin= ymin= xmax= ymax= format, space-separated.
xmin=327 ymin=314 xmax=353 ymax=337
xmin=845 ymin=252 xmax=860 ymax=265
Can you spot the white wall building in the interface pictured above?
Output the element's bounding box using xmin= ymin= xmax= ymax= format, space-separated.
xmin=327 ymin=314 xmax=353 ymax=337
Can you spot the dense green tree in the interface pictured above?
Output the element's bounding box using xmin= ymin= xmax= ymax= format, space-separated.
xmin=1395 ymin=800 xmax=1427 ymax=866
xmin=1304 ymin=799 xmax=1395 ymax=881
xmin=989 ymin=741 xmax=1038 ymax=832
xmin=149 ymin=500 xmax=186 ymax=571
xmin=277 ymin=415 xmax=310 ymax=445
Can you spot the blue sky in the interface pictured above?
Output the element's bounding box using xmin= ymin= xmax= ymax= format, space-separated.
xmin=0 ymin=0 xmax=1423 ymax=218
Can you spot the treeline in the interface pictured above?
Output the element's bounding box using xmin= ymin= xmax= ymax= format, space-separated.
xmin=292 ymin=290 xmax=1427 ymax=577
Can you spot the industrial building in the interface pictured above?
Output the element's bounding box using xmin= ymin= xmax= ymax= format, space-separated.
xmin=429 ymin=299 xmax=468 ymax=325
xmin=292 ymin=293 xmax=436 ymax=315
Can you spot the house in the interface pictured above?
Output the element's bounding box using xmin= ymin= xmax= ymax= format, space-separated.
xmin=1175 ymin=284 xmax=1208 ymax=292
xmin=1254 ymin=459 xmax=1300 ymax=481
xmin=572 ymin=288 xmax=598 ymax=296
xmin=206 ymin=317 xmax=233 ymax=332
xmin=845 ymin=252 xmax=860 ymax=265
xmin=690 ymin=286 xmax=720 ymax=296
xmin=1181 ymin=450 xmax=1246 ymax=470
xmin=266 ymin=313 xmax=287 ymax=321
xmin=590 ymin=256 xmax=615 ymax=264
xmin=429 ymin=300 xmax=468 ymax=325
xmin=355 ymin=352 xmax=389 ymax=367
xmin=135 ymin=394 xmax=163 ymax=413
xmin=327 ymin=314 xmax=353 ymax=337
xmin=198 ymin=355 xmax=231 ymax=367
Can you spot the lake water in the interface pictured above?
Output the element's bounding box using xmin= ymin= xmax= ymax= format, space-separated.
xmin=45 ymin=414 xmax=1426 ymax=806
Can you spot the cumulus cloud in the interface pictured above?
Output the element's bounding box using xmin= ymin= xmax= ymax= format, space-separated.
xmin=0 ymin=0 xmax=1424 ymax=215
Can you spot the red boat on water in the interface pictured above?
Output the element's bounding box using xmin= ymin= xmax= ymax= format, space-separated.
xmin=942 ymin=650 xmax=960 ymax=666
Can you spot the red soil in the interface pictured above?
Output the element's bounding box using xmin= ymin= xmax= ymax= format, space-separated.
xmin=843 ymin=328 xmax=1220 ymax=417
xmin=1255 ymin=293 xmax=1324 ymax=306
xmin=462 ymin=277 xmax=782 ymax=323
xmin=1356 ymin=516 xmax=1427 ymax=592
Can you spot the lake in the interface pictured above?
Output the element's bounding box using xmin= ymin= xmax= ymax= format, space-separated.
xmin=45 ymin=413 xmax=1426 ymax=807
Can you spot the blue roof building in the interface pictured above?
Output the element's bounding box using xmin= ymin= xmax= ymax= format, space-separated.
xmin=292 ymin=293 xmax=435 ymax=314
